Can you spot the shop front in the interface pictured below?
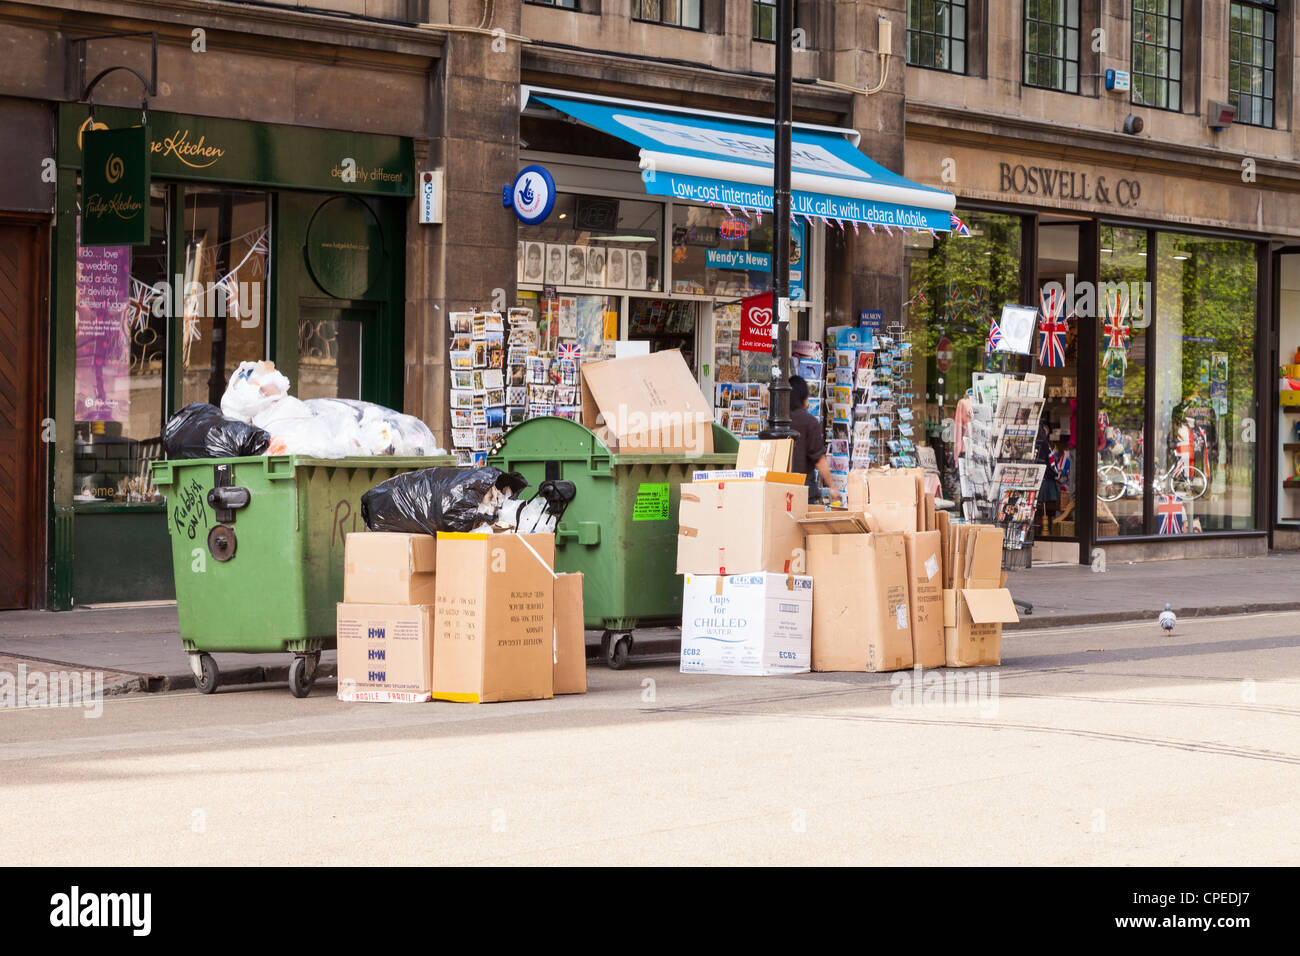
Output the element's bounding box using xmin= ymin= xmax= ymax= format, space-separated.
xmin=51 ymin=106 xmax=413 ymax=608
xmin=495 ymin=87 xmax=953 ymax=460
xmin=905 ymin=137 xmax=1289 ymax=564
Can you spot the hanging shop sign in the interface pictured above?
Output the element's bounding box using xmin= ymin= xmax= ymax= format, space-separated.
xmin=505 ymin=164 xmax=556 ymax=225
xmin=81 ymin=126 xmax=150 ymax=246
xmin=739 ymin=291 xmax=774 ymax=353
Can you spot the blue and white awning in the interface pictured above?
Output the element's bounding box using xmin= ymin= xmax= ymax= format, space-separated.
xmin=522 ymin=86 xmax=956 ymax=231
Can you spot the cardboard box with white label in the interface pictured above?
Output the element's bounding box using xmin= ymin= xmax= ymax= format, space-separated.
xmin=804 ymin=526 xmax=914 ymax=672
xmin=680 ymin=572 xmax=813 ymax=676
xmin=337 ymin=603 xmax=435 ymax=702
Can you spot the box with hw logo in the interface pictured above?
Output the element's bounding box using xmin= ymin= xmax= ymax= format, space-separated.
xmin=336 ymin=603 xmax=435 ymax=702
xmin=680 ymin=572 xmax=813 ymax=676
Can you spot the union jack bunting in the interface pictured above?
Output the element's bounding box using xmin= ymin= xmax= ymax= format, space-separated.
xmin=249 ymin=228 xmax=271 ymax=257
xmin=219 ymin=272 xmax=240 ymax=319
xmin=1037 ymin=287 xmax=1069 ymax=368
xmin=949 ymin=213 xmax=971 ymax=237
xmin=986 ymin=319 xmax=1003 ymax=354
xmin=125 ymin=278 xmax=158 ymax=332
xmin=850 ymin=220 xmax=859 ymax=236
xmin=1156 ymin=494 xmax=1186 ymax=535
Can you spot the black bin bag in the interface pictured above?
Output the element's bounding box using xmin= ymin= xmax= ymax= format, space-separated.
xmin=361 ymin=466 xmax=529 ymax=535
xmin=162 ymin=403 xmax=270 ymax=459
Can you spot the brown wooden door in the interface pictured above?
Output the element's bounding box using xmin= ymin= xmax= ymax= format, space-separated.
xmin=0 ymin=223 xmax=40 ymax=609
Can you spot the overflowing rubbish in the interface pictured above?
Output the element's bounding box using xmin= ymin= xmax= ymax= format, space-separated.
xmin=360 ymin=466 xmax=530 ymax=535
xmin=162 ymin=402 xmax=270 ymax=460
xmin=220 ymin=360 xmax=444 ymax=458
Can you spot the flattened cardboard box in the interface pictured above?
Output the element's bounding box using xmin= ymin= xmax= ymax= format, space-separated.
xmin=680 ymin=572 xmax=813 ymax=676
xmin=736 ymin=438 xmax=793 ymax=472
xmin=844 ymin=467 xmax=924 ymax=534
xmin=807 ymin=531 xmax=913 ymax=672
xmin=433 ymin=533 xmax=556 ymax=703
xmin=344 ymin=532 xmax=437 ymax=605
xmin=904 ymin=530 xmax=945 ymax=669
xmin=677 ymin=474 xmax=808 ymax=575
xmin=553 ymin=572 xmax=587 ymax=695
xmin=581 ymin=349 xmax=714 ymax=455
xmin=337 ymin=603 xmax=434 ymax=703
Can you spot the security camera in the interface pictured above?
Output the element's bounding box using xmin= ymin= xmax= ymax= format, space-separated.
xmin=1123 ymin=114 xmax=1144 ymax=135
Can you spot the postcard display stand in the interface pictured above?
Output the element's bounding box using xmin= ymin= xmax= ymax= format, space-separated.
xmin=447 ymin=307 xmax=589 ymax=466
xmin=822 ymin=325 xmax=919 ymax=498
xmin=957 ymin=372 xmax=1047 ymax=567
xmin=714 ymin=335 xmax=824 ymax=441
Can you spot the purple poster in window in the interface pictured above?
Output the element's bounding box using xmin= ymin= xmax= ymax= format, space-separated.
xmin=75 ymin=219 xmax=131 ymax=422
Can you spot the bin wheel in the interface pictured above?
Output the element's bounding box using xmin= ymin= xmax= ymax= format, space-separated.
xmin=606 ymin=632 xmax=633 ymax=670
xmin=289 ymin=656 xmax=315 ymax=698
xmin=195 ymin=654 xmax=219 ymax=695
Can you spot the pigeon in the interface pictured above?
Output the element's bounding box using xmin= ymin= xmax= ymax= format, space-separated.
xmin=1158 ymin=603 xmax=1176 ymax=635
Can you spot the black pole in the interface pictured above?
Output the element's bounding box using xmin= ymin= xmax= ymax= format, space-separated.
xmin=762 ymin=0 xmax=796 ymax=441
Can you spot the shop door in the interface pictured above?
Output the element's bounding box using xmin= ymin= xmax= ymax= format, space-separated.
xmin=0 ymin=223 xmax=40 ymax=608
xmin=296 ymin=303 xmax=368 ymax=400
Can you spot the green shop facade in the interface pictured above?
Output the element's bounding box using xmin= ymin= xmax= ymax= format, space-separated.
xmin=51 ymin=105 xmax=414 ymax=608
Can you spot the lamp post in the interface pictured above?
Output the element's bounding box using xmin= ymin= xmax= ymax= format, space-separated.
xmin=761 ymin=0 xmax=796 ymax=441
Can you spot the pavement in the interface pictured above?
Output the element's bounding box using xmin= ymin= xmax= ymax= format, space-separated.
xmin=2 ymin=551 xmax=1300 ymax=690
xmin=1 ymin=610 xmax=1297 ymax=865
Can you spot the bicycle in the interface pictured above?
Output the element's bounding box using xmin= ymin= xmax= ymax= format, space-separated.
xmin=1097 ymin=457 xmax=1207 ymax=502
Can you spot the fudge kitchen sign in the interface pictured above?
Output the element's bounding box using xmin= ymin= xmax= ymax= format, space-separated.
xmin=740 ymin=292 xmax=774 ymax=353
xmin=998 ymin=162 xmax=1143 ymax=208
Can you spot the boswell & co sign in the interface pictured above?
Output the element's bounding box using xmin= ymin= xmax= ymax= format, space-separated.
xmin=998 ymin=162 xmax=1143 ymax=209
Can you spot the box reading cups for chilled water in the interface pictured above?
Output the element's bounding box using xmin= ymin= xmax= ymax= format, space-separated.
xmin=680 ymin=572 xmax=813 ymax=676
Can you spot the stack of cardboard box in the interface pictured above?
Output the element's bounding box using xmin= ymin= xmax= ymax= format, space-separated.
xmin=676 ymin=440 xmax=813 ymax=676
xmin=337 ymin=533 xmax=440 ymax=702
xmin=938 ymin=520 xmax=1020 ymax=667
xmin=337 ymin=530 xmax=587 ymax=703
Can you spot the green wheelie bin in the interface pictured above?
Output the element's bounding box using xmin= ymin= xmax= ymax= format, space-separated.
xmin=487 ymin=416 xmax=737 ymax=668
xmin=151 ymin=453 xmax=456 ymax=696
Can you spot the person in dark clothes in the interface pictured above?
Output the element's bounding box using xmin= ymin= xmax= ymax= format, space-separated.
xmin=789 ymin=374 xmax=838 ymax=504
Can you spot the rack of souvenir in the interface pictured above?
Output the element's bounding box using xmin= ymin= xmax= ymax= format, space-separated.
xmin=447 ymin=305 xmax=591 ymax=465
xmin=956 ymin=371 xmax=1047 ymax=561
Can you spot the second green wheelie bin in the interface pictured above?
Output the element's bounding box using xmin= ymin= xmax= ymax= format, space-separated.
xmin=487 ymin=416 xmax=737 ymax=668
xmin=151 ymin=453 xmax=456 ymax=697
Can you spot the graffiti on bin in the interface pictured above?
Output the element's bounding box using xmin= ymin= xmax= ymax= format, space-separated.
xmin=172 ymin=477 xmax=209 ymax=540
xmin=332 ymin=498 xmax=362 ymax=548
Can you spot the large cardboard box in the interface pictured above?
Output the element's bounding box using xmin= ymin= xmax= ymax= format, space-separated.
xmin=336 ymin=603 xmax=435 ymax=702
xmin=807 ymin=531 xmax=913 ymax=672
xmin=736 ymin=438 xmax=793 ymax=471
xmin=553 ymin=572 xmax=587 ymax=695
xmin=432 ymin=532 xmax=556 ymax=703
xmin=581 ymin=349 xmax=714 ymax=455
xmin=904 ymin=530 xmax=945 ymax=669
xmin=344 ymin=532 xmax=437 ymax=605
xmin=845 ymin=467 xmax=925 ymax=534
xmin=680 ymin=572 xmax=813 ymax=676
xmin=677 ymin=473 xmax=808 ymax=575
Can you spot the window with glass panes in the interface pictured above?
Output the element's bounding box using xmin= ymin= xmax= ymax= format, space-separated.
xmin=906 ymin=0 xmax=968 ymax=73
xmin=1131 ymin=0 xmax=1182 ymax=110
xmin=1228 ymin=1 xmax=1275 ymax=128
xmin=754 ymin=0 xmax=777 ymax=41
xmin=526 ymin=0 xmax=578 ymax=8
xmin=1023 ymin=0 xmax=1079 ymax=93
xmin=633 ymin=0 xmax=702 ymax=29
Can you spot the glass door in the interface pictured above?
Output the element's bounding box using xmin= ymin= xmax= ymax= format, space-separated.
xmin=1276 ymin=250 xmax=1300 ymax=527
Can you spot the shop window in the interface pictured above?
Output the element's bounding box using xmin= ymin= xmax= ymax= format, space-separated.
xmin=1096 ymin=226 xmax=1150 ymax=538
xmin=669 ymin=205 xmax=807 ymax=299
xmin=1023 ymin=0 xmax=1080 ymax=93
xmin=633 ymin=0 xmax=702 ymax=30
xmin=907 ymin=0 xmax=968 ymax=74
xmin=518 ymin=193 xmax=662 ymax=294
xmin=1228 ymin=1 xmax=1275 ymax=128
xmin=527 ymin=0 xmax=579 ymax=8
xmin=905 ymin=209 xmax=1023 ymax=506
xmin=1131 ymin=0 xmax=1182 ymax=111
xmin=179 ymin=188 xmax=272 ymax=408
xmin=1153 ymin=233 xmax=1257 ymax=533
xmin=73 ymin=184 xmax=169 ymax=505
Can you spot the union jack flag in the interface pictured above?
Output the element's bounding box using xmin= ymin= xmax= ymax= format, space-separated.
xmin=557 ymin=342 xmax=582 ymax=361
xmin=125 ymin=278 xmax=158 ymax=332
xmin=949 ymin=213 xmax=971 ymax=237
xmin=1103 ymin=293 xmax=1130 ymax=350
xmin=1037 ymin=288 xmax=1069 ymax=368
xmin=1156 ymin=494 xmax=1186 ymax=535
xmin=219 ymin=272 xmax=240 ymax=319
xmin=986 ymin=319 xmax=1003 ymax=354
xmin=1175 ymin=423 xmax=1194 ymax=478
